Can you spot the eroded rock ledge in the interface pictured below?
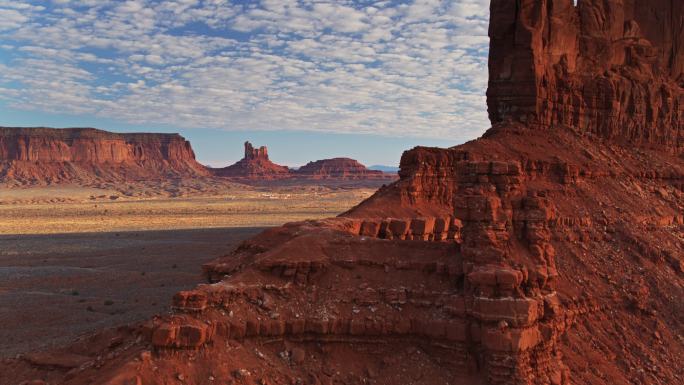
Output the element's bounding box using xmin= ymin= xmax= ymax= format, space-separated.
xmin=149 ymin=151 xmax=575 ymax=385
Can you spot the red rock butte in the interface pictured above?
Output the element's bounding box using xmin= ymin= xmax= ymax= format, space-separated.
xmin=0 ymin=127 xmax=208 ymax=184
xmin=212 ymin=141 xmax=291 ymax=179
xmin=212 ymin=142 xmax=396 ymax=181
xmin=1 ymin=1 xmax=682 ymax=385
xmin=0 ymin=131 xmax=393 ymax=184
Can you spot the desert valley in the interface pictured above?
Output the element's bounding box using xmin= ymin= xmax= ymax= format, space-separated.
xmin=0 ymin=129 xmax=395 ymax=233
xmin=0 ymin=1 xmax=683 ymax=385
xmin=0 ymin=127 xmax=394 ymax=370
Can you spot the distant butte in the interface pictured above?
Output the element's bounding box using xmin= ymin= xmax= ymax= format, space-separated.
xmin=212 ymin=141 xmax=291 ymax=179
xmin=212 ymin=141 xmax=397 ymax=182
xmin=294 ymin=158 xmax=392 ymax=180
xmin=0 ymin=131 xmax=396 ymax=185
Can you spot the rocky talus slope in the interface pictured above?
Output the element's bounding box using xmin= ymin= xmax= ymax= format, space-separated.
xmin=1 ymin=1 xmax=682 ymax=385
xmin=0 ymin=127 xmax=208 ymax=184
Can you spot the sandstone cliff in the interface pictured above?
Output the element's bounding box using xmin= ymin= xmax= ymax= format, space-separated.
xmin=294 ymin=158 xmax=393 ymax=180
xmin=346 ymin=124 xmax=683 ymax=384
xmin=487 ymin=0 xmax=683 ymax=148
xmin=0 ymin=127 xmax=209 ymax=184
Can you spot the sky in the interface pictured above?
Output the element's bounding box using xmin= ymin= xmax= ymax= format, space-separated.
xmin=0 ymin=0 xmax=491 ymax=167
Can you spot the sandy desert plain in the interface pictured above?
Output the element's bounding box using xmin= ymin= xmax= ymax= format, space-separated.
xmin=0 ymin=182 xmax=379 ymax=234
xmin=0 ymin=181 xmax=380 ymax=357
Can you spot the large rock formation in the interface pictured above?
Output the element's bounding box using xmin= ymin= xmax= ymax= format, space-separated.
xmin=213 ymin=143 xmax=397 ymax=182
xmin=2 ymin=1 xmax=683 ymax=385
xmin=294 ymin=158 xmax=394 ymax=179
xmin=0 ymin=127 xmax=208 ymax=184
xmin=0 ymin=131 xmax=395 ymax=185
xmin=487 ymin=0 xmax=683 ymax=147
xmin=212 ymin=141 xmax=291 ymax=179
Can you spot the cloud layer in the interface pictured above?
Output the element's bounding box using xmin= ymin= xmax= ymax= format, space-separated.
xmin=0 ymin=0 xmax=491 ymax=140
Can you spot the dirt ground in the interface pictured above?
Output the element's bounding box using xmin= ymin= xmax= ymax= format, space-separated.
xmin=0 ymin=227 xmax=263 ymax=357
xmin=0 ymin=185 xmax=375 ymax=234
xmin=0 ymin=183 xmax=375 ymax=358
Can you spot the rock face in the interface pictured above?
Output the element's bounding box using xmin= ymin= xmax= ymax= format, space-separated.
xmin=487 ymin=0 xmax=683 ymax=148
xmin=345 ymin=126 xmax=683 ymax=385
xmin=212 ymin=141 xmax=291 ymax=179
xmin=294 ymin=158 xmax=392 ymax=179
xmin=243 ymin=141 xmax=269 ymax=161
xmin=3 ymin=2 xmax=683 ymax=385
xmin=0 ymin=127 xmax=208 ymax=184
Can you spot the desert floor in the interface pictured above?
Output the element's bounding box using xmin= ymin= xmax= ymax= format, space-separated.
xmin=0 ymin=227 xmax=264 ymax=357
xmin=0 ymin=185 xmax=376 ymax=234
xmin=0 ymin=184 xmax=376 ymax=357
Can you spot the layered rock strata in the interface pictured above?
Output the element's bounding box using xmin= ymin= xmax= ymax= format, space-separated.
xmin=0 ymin=127 xmax=208 ymax=184
xmin=152 ymin=187 xmax=571 ymax=383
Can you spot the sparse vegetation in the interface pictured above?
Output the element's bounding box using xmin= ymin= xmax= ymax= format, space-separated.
xmin=0 ymin=185 xmax=376 ymax=234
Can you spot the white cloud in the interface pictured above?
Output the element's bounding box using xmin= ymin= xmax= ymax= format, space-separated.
xmin=0 ymin=3 xmax=40 ymax=31
xmin=0 ymin=0 xmax=491 ymax=141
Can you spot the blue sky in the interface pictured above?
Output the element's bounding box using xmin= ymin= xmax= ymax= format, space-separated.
xmin=0 ymin=0 xmax=491 ymax=167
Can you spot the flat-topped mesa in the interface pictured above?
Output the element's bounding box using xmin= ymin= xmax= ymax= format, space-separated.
xmin=487 ymin=0 xmax=683 ymax=148
xmin=294 ymin=157 xmax=393 ymax=179
xmin=0 ymin=127 xmax=209 ymax=184
xmin=0 ymin=127 xmax=199 ymax=163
